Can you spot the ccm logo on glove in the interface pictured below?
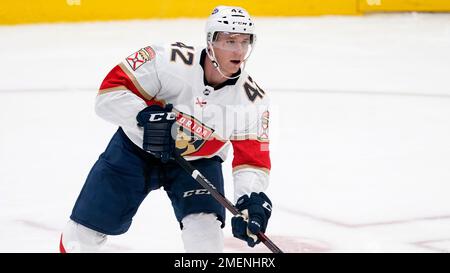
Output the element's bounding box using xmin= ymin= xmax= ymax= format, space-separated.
xmin=148 ymin=112 xmax=177 ymax=122
xmin=136 ymin=104 xmax=177 ymax=163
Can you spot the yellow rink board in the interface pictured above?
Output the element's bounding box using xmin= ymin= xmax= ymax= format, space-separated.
xmin=0 ymin=0 xmax=358 ymax=25
xmin=0 ymin=0 xmax=449 ymax=25
xmin=359 ymin=0 xmax=450 ymax=12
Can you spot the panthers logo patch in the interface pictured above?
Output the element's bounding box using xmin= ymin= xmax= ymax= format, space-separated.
xmin=175 ymin=112 xmax=215 ymax=156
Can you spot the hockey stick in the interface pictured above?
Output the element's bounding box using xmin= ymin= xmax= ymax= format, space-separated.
xmin=173 ymin=153 xmax=284 ymax=253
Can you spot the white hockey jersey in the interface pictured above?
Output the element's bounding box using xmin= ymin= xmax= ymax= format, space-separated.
xmin=95 ymin=42 xmax=271 ymax=201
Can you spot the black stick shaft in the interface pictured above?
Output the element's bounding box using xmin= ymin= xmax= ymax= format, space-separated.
xmin=174 ymin=155 xmax=284 ymax=253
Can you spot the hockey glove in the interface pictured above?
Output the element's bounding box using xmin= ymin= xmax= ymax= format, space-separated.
xmin=231 ymin=192 xmax=272 ymax=247
xmin=136 ymin=104 xmax=177 ymax=163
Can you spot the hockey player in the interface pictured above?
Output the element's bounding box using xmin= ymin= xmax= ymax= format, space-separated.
xmin=60 ymin=5 xmax=272 ymax=252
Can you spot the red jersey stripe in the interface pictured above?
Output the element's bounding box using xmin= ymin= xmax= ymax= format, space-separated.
xmin=99 ymin=64 xmax=163 ymax=107
xmin=231 ymin=139 xmax=271 ymax=171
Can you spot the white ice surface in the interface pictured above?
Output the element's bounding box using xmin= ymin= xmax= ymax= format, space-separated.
xmin=1 ymin=13 xmax=450 ymax=252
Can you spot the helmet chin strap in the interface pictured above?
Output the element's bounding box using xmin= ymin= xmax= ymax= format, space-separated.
xmin=206 ymin=42 xmax=249 ymax=80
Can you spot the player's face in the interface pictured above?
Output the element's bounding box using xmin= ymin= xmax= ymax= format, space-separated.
xmin=212 ymin=32 xmax=252 ymax=75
